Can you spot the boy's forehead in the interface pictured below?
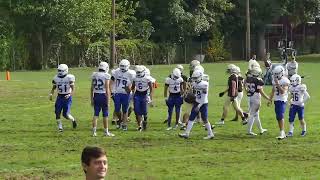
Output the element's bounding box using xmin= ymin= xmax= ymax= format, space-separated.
xmin=91 ymin=155 xmax=107 ymax=162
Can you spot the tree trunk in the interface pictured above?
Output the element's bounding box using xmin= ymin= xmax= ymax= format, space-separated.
xmin=257 ymin=28 xmax=266 ymax=61
xmin=302 ymin=23 xmax=306 ymax=54
xmin=37 ymin=31 xmax=45 ymax=69
xmin=28 ymin=32 xmax=42 ymax=70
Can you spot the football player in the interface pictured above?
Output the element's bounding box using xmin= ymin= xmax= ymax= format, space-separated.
xmin=179 ymin=70 xmax=214 ymax=139
xmin=231 ymin=66 xmax=244 ymax=121
xmin=269 ymin=66 xmax=290 ymax=139
xmin=145 ymin=67 xmax=157 ymax=107
xmin=286 ymin=56 xmax=298 ymax=79
xmin=132 ymin=65 xmax=153 ymax=131
xmin=110 ymin=59 xmax=136 ymax=131
xmin=217 ymin=64 xmax=248 ymax=125
xmin=49 ymin=64 xmax=77 ymax=132
xmin=164 ymin=68 xmax=185 ymax=130
xmin=110 ymin=68 xmax=118 ymax=125
xmin=245 ymin=67 xmax=270 ymax=136
xmin=287 ymin=74 xmax=310 ymax=136
xmin=90 ymin=62 xmax=114 ymax=137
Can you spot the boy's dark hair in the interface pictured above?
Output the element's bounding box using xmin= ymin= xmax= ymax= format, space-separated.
xmin=81 ymin=146 xmax=106 ymax=166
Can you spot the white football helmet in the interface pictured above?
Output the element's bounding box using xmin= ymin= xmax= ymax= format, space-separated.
xmin=135 ymin=65 xmax=146 ymax=78
xmin=235 ymin=66 xmax=241 ymax=75
xmin=248 ymin=60 xmax=260 ymax=70
xmin=171 ymin=68 xmax=181 ymax=80
xmin=273 ymin=66 xmax=284 ymax=79
xmin=119 ymin=59 xmax=130 ymax=72
xmin=177 ymin=64 xmax=184 ymax=72
xmin=192 ymin=70 xmax=203 ymax=83
xmin=290 ymin=74 xmax=301 ymax=86
xmin=57 ymin=64 xmax=68 ymax=77
xmin=190 ymin=60 xmax=200 ymax=70
xmin=194 ymin=65 xmax=204 ymax=74
xmin=98 ymin=61 xmax=109 ymax=72
xmin=250 ymin=67 xmax=262 ymax=77
xmin=226 ymin=64 xmax=237 ymax=74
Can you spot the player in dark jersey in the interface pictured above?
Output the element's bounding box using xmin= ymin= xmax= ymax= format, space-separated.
xmin=231 ymin=66 xmax=244 ymax=121
xmin=217 ymin=64 xmax=248 ymax=125
xmin=245 ymin=66 xmax=270 ymax=135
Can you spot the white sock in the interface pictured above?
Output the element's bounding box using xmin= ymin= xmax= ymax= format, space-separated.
xmin=67 ymin=114 xmax=75 ymax=121
xmin=280 ymin=130 xmax=285 ymax=136
xmin=255 ymin=113 xmax=263 ymax=131
xmin=302 ymin=124 xmax=306 ymax=131
xmin=104 ymin=128 xmax=109 ymax=133
xmin=289 ymin=122 xmax=294 ymax=133
xmin=92 ymin=127 xmax=97 ymax=133
xmin=247 ymin=115 xmax=255 ymax=133
xmin=56 ymin=119 xmax=62 ymax=128
xmin=185 ymin=121 xmax=195 ymax=135
xmin=204 ymin=122 xmax=213 ymax=136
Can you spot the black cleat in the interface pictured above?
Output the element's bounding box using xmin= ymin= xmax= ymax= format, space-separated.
xmin=142 ymin=121 xmax=147 ymax=130
xmin=163 ymin=119 xmax=168 ymax=124
xmin=72 ymin=120 xmax=77 ymax=129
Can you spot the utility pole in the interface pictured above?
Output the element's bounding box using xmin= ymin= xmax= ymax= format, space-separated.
xmin=110 ymin=0 xmax=116 ymax=68
xmin=246 ymin=0 xmax=251 ymax=60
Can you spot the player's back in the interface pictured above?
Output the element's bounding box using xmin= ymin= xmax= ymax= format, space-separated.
xmin=245 ymin=77 xmax=264 ymax=96
xmin=92 ymin=72 xmax=110 ymax=93
xmin=112 ymin=69 xmax=135 ymax=94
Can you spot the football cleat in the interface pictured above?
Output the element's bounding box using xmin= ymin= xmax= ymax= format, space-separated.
xmin=216 ymin=120 xmax=225 ymax=125
xmin=277 ymin=134 xmax=286 ymax=140
xmin=287 ymin=132 xmax=293 ymax=137
xmin=105 ymin=132 xmax=115 ymax=137
xmin=203 ymin=134 xmax=214 ymax=140
xmin=121 ymin=125 xmax=128 ymax=131
xmin=72 ymin=120 xmax=77 ymax=129
xmin=260 ymin=129 xmax=268 ymax=135
xmin=178 ymin=133 xmax=189 ymax=139
xmin=166 ymin=127 xmax=172 ymax=131
xmin=163 ymin=119 xmax=168 ymax=124
xmin=142 ymin=121 xmax=147 ymax=130
xmin=247 ymin=132 xmax=257 ymax=136
xmin=301 ymin=131 xmax=307 ymax=136
xmin=242 ymin=120 xmax=248 ymax=125
xmin=92 ymin=132 xmax=97 ymax=137
xmin=137 ymin=126 xmax=142 ymax=131
xmin=58 ymin=128 xmax=63 ymax=132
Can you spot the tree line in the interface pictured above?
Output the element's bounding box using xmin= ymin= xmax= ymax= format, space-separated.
xmin=0 ymin=0 xmax=319 ymax=70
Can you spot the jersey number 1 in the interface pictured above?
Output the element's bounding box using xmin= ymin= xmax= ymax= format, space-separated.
xmin=58 ymin=84 xmax=67 ymax=93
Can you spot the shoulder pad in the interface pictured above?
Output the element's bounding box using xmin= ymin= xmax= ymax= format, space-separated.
xmin=299 ymin=84 xmax=307 ymax=91
xmin=67 ymin=74 xmax=75 ymax=82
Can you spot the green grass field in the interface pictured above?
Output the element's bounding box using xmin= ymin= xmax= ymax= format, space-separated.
xmin=1 ymin=56 xmax=320 ymax=179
